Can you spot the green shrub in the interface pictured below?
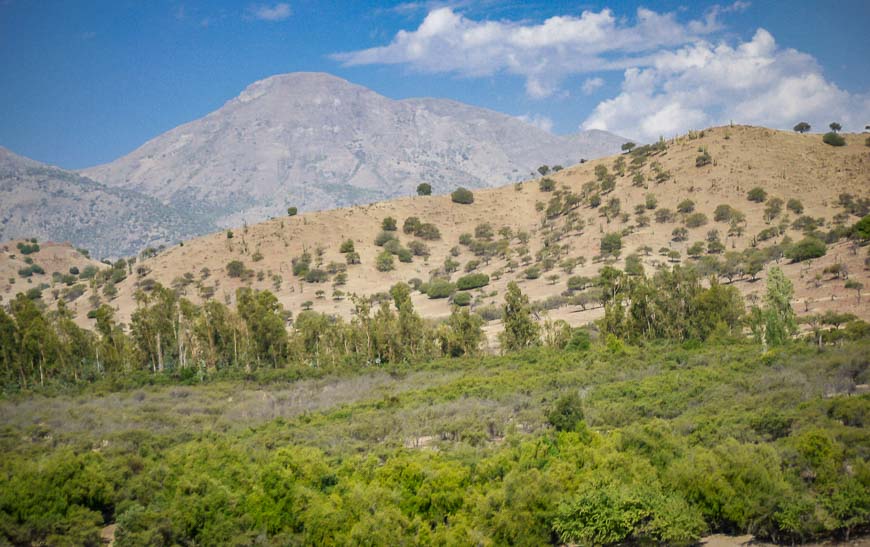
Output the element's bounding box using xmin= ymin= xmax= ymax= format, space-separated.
xmin=600 ymin=233 xmax=622 ymax=256
xmin=304 ymin=269 xmax=329 ymax=283
xmin=402 ymin=217 xmax=421 ymax=235
xmin=452 ymin=292 xmax=471 ymax=306
xmin=748 ymin=187 xmax=767 ymax=203
xmin=376 ymin=251 xmax=395 ymax=272
xmin=451 ymin=187 xmax=474 ymax=204
xmin=339 ymin=239 xmax=355 ymax=253
xmin=539 ymin=178 xmax=556 ymax=192
xmin=226 ymin=260 xmax=245 ymax=278
xmin=416 ymin=183 xmax=432 ymax=196
xmin=382 ymin=217 xmax=397 ymax=231
xmin=786 ymin=198 xmax=804 ymax=215
xmin=524 ymin=266 xmax=541 ymax=279
xmin=822 ymin=132 xmax=846 ymax=146
xmin=16 ymin=241 xmax=40 ymax=255
xmin=456 ymin=273 xmax=490 ymax=290
xmin=677 ymin=199 xmax=695 ymax=214
xmin=685 ymin=213 xmax=708 ymax=228
xmin=374 ymin=231 xmax=397 ymax=246
xmin=416 ymin=223 xmax=441 ymax=241
xmin=785 ymin=237 xmax=827 ymax=262
xmin=566 ymin=328 xmax=592 ymax=351
xmin=287 ymin=207 xmax=298 ymax=216
xmin=427 ymin=279 xmax=455 ymax=299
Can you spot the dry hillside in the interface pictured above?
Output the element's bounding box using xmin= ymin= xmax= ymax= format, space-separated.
xmin=0 ymin=240 xmax=106 ymax=304
xmin=3 ymin=126 xmax=868 ymax=342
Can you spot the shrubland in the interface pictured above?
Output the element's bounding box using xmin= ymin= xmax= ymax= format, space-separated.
xmin=1 ymin=260 xmax=868 ymax=545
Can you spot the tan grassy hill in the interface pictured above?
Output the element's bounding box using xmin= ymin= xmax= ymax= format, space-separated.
xmin=0 ymin=240 xmax=107 ymax=305
xmin=4 ymin=125 xmax=868 ymax=342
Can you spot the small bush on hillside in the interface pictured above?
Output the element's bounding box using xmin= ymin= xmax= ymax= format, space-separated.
xmin=685 ymin=213 xmax=708 ymax=228
xmin=600 ymin=233 xmax=622 ymax=256
xmin=474 ymin=223 xmax=494 ymax=240
xmin=849 ymin=215 xmax=870 ymax=242
xmin=340 ymin=239 xmax=355 ymax=253
xmin=305 ymin=269 xmax=329 ymax=283
xmin=226 ymin=260 xmax=245 ymax=278
xmin=714 ymin=204 xmax=735 ymax=222
xmin=672 ymin=227 xmax=689 ymax=242
xmin=16 ymin=241 xmax=40 ymax=255
xmin=408 ymin=241 xmax=429 ymax=257
xmin=374 ymin=231 xmax=397 ymax=246
xmin=539 ymin=178 xmax=556 ymax=192
xmin=822 ymin=132 xmax=845 ymax=146
xmin=524 ymin=266 xmax=541 ymax=280
xmin=786 ymin=237 xmax=827 ymax=262
xmin=748 ymin=187 xmax=768 ymax=203
xmin=375 ymin=251 xmax=395 ymax=272
xmin=655 ymin=208 xmax=675 ymax=223
xmin=451 ymin=187 xmax=474 ymax=204
xmin=677 ymin=199 xmax=695 ymax=214
xmin=403 ymin=217 xmax=421 ymax=235
xmin=416 ymin=223 xmax=441 ymax=241
xmin=695 ymin=149 xmax=712 ymax=167
xmin=427 ymin=279 xmax=455 ymax=299
xmin=456 ymin=273 xmax=490 ymax=290
xmin=416 ymin=183 xmax=432 ymax=196
xmin=382 ymin=217 xmax=397 ymax=231
xmin=452 ymin=292 xmax=472 ymax=307
xmin=786 ymin=198 xmax=804 ymax=215
xmin=287 ymin=207 xmax=298 ymax=216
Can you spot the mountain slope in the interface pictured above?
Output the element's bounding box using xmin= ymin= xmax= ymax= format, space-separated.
xmin=81 ymin=72 xmax=625 ymax=227
xmin=58 ymin=125 xmax=869 ymax=335
xmin=0 ymin=147 xmax=215 ymax=258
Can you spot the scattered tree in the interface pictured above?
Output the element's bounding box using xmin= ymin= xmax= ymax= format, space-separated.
xmin=451 ymin=187 xmax=475 ymax=204
xmin=793 ymin=122 xmax=811 ymax=133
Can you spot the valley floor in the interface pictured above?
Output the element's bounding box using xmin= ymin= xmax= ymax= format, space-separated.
xmin=1 ymin=337 xmax=868 ymax=545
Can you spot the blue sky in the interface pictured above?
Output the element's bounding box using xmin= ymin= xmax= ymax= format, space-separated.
xmin=1 ymin=0 xmax=868 ymax=169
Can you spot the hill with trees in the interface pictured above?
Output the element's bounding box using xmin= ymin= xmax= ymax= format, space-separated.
xmin=8 ymin=125 xmax=862 ymax=342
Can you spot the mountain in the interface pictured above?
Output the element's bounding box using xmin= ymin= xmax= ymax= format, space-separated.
xmin=0 ymin=147 xmax=214 ymax=258
xmin=50 ymin=125 xmax=869 ymax=333
xmin=81 ymin=72 xmax=626 ymax=227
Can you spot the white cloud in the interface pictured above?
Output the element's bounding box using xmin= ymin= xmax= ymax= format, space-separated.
xmin=248 ymin=3 xmax=291 ymax=22
xmin=332 ymin=7 xmax=720 ymax=99
xmin=516 ymin=114 xmax=554 ymax=133
xmin=582 ymin=29 xmax=870 ymax=140
xmin=582 ymin=77 xmax=604 ymax=94
xmin=335 ymin=5 xmax=869 ymax=136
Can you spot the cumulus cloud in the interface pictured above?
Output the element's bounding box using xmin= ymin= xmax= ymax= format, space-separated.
xmin=332 ymin=7 xmax=720 ymax=98
xmin=248 ymin=3 xmax=291 ymax=22
xmin=335 ymin=5 xmax=869 ymax=138
xmin=582 ymin=29 xmax=870 ymax=140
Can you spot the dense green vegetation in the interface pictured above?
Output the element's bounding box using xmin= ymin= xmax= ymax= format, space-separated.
xmin=1 ymin=249 xmax=869 ymax=544
xmin=0 ymin=334 xmax=867 ymax=545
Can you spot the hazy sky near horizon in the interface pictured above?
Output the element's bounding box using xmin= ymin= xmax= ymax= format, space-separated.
xmin=1 ymin=0 xmax=868 ymax=169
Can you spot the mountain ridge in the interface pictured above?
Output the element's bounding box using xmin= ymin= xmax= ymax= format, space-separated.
xmin=80 ymin=72 xmax=626 ymax=228
xmin=0 ymin=147 xmax=215 ymax=258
